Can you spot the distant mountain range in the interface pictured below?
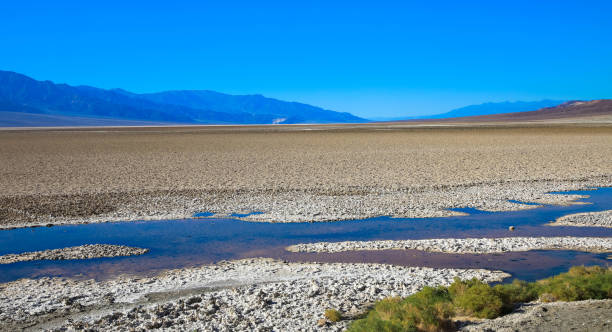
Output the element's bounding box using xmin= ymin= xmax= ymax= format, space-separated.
xmin=1 ymin=70 xmax=602 ymax=127
xmin=0 ymin=70 xmax=366 ymax=126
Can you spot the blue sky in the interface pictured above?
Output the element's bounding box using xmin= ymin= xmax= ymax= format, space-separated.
xmin=1 ymin=1 xmax=611 ymax=118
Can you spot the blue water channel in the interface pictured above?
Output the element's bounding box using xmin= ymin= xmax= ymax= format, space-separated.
xmin=1 ymin=188 xmax=611 ymax=283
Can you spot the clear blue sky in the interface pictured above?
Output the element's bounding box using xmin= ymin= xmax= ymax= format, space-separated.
xmin=1 ymin=1 xmax=611 ymax=118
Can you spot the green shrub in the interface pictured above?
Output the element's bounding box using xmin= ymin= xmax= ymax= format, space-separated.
xmin=537 ymin=266 xmax=612 ymax=301
xmin=348 ymin=288 xmax=454 ymax=332
xmin=324 ymin=309 xmax=342 ymax=322
xmin=403 ymin=287 xmax=454 ymax=331
xmin=348 ymin=266 xmax=612 ymax=332
xmin=493 ymin=279 xmax=539 ymax=312
xmin=349 ymin=297 xmax=412 ymax=332
xmin=449 ymin=278 xmax=503 ymax=319
xmin=538 ymin=292 xmax=557 ymax=302
xmin=349 ymin=316 xmax=409 ymax=332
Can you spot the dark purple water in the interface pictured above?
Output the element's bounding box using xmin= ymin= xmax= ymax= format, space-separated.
xmin=0 ymin=188 xmax=610 ymax=283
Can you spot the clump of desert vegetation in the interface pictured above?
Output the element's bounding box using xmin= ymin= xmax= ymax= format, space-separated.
xmin=348 ymin=266 xmax=612 ymax=332
xmin=324 ymin=308 xmax=343 ymax=322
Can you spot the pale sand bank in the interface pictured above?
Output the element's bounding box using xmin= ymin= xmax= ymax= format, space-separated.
xmin=0 ymin=244 xmax=149 ymax=264
xmin=549 ymin=209 xmax=612 ymax=228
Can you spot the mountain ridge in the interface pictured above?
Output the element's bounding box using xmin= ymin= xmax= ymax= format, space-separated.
xmin=0 ymin=70 xmax=366 ymax=126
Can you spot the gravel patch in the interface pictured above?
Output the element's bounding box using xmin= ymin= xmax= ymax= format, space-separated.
xmin=550 ymin=209 xmax=612 ymax=228
xmin=286 ymin=237 xmax=612 ymax=254
xmin=0 ymin=244 xmax=149 ymax=264
xmin=0 ymin=258 xmax=509 ymax=331
xmin=460 ymin=299 xmax=612 ymax=332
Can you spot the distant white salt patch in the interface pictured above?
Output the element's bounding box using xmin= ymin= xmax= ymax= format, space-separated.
xmin=286 ymin=237 xmax=612 ymax=254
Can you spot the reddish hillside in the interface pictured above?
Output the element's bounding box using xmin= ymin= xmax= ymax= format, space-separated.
xmin=421 ymin=99 xmax=612 ymax=122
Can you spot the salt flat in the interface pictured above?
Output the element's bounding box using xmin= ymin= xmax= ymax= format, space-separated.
xmin=1 ymin=124 xmax=611 ymax=227
xmin=1 ymin=123 xmax=611 ymax=331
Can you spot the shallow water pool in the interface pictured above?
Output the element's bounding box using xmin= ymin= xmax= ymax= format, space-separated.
xmin=0 ymin=187 xmax=611 ymax=283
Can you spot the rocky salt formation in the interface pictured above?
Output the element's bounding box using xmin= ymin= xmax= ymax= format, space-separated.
xmin=0 ymin=258 xmax=509 ymax=331
xmin=549 ymin=209 xmax=612 ymax=228
xmin=2 ymin=178 xmax=608 ymax=229
xmin=286 ymin=237 xmax=612 ymax=254
xmin=0 ymin=244 xmax=149 ymax=264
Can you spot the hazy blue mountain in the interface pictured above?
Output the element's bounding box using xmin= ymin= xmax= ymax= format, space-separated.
xmin=0 ymin=70 xmax=367 ymax=126
xmin=133 ymin=90 xmax=363 ymax=124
